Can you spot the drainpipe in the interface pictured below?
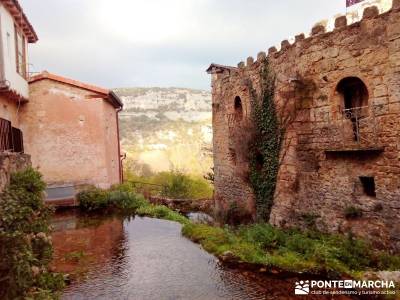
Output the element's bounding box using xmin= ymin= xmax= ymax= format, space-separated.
xmin=116 ymin=106 xmax=123 ymax=183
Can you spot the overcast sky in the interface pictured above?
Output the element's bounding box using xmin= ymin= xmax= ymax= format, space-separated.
xmin=19 ymin=0 xmax=346 ymax=90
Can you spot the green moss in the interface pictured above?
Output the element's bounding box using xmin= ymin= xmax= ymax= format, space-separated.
xmin=136 ymin=204 xmax=190 ymax=225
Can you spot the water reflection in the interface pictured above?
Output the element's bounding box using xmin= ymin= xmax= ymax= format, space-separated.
xmin=51 ymin=211 xmax=352 ymax=300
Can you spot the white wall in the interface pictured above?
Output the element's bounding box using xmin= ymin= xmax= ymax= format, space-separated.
xmin=0 ymin=3 xmax=29 ymax=99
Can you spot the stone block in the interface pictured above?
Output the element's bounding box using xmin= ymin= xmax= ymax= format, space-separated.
xmin=335 ymin=16 xmax=347 ymax=28
xmin=362 ymin=6 xmax=379 ymax=19
xmin=311 ymin=24 xmax=326 ymax=36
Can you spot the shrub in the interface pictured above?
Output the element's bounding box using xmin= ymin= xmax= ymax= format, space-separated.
xmin=344 ymin=206 xmax=363 ymax=219
xmin=0 ymin=168 xmax=64 ymax=299
xmin=77 ymin=187 xmax=109 ymax=211
xmin=126 ymin=171 xmax=213 ymax=200
xmin=77 ymin=184 xmax=149 ymax=213
xmin=108 ymin=190 xmax=148 ymax=211
xmin=160 ymin=171 xmax=192 ymax=199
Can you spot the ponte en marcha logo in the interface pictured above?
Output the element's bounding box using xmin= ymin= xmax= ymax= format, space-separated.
xmin=295 ymin=280 xmax=396 ymax=296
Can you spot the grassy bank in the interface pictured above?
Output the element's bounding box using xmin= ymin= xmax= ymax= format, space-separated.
xmin=77 ymin=185 xmax=400 ymax=279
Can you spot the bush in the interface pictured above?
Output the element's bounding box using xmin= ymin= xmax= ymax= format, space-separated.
xmin=77 ymin=184 xmax=149 ymax=213
xmin=77 ymin=187 xmax=109 ymax=211
xmin=344 ymin=206 xmax=363 ymax=219
xmin=126 ymin=170 xmax=213 ymax=200
xmin=0 ymin=168 xmax=64 ymax=299
xmin=108 ymin=190 xmax=148 ymax=211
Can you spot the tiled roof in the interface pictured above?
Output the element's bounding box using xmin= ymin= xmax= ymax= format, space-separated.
xmin=206 ymin=63 xmax=238 ymax=74
xmin=29 ymin=71 xmax=123 ymax=109
xmin=1 ymin=0 xmax=38 ymax=43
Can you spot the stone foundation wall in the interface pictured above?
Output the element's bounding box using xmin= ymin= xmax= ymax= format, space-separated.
xmin=0 ymin=152 xmax=31 ymax=192
xmin=209 ymin=1 xmax=400 ymax=249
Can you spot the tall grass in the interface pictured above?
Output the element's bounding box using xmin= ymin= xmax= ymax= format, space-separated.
xmin=125 ymin=170 xmax=213 ymax=199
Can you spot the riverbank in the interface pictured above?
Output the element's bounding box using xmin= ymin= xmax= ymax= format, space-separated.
xmin=51 ymin=212 xmax=277 ymax=299
xmin=76 ymin=185 xmax=400 ymax=281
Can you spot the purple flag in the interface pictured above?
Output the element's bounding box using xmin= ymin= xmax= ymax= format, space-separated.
xmin=346 ymin=0 xmax=364 ymax=7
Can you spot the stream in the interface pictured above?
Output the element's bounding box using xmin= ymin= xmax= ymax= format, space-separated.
xmin=51 ymin=210 xmax=354 ymax=300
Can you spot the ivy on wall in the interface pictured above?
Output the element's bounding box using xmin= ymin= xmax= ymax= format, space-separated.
xmin=248 ymin=59 xmax=283 ymax=221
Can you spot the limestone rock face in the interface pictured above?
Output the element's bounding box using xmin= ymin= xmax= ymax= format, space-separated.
xmin=115 ymin=88 xmax=212 ymax=175
xmin=209 ymin=2 xmax=400 ymax=250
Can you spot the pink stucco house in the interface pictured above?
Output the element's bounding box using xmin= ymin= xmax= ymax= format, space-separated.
xmin=21 ymin=72 xmax=123 ymax=199
xmin=0 ymin=0 xmax=124 ymax=199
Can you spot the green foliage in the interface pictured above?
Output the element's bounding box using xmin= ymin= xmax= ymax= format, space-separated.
xmin=126 ymin=170 xmax=213 ymax=199
xmin=77 ymin=187 xmax=109 ymax=211
xmin=160 ymin=171 xmax=192 ymax=198
xmin=182 ymin=221 xmax=400 ymax=276
xmin=300 ymin=213 xmax=320 ymax=228
xmin=77 ymin=185 xmax=147 ymax=213
xmin=0 ymin=167 xmax=64 ymax=299
xmin=344 ymin=206 xmax=363 ymax=219
xmin=75 ymin=181 xmax=400 ymax=277
xmin=136 ymin=204 xmax=190 ymax=225
xmin=203 ymin=167 xmax=214 ymax=185
xmin=248 ymin=59 xmax=282 ymax=221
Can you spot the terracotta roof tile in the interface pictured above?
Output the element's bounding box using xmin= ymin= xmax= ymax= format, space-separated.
xmin=1 ymin=0 xmax=38 ymax=43
xmin=29 ymin=71 xmax=123 ymax=109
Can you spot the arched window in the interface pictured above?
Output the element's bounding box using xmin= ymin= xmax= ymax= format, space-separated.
xmin=336 ymin=77 xmax=369 ymax=110
xmin=234 ymin=96 xmax=243 ymax=121
xmin=336 ymin=77 xmax=369 ymax=142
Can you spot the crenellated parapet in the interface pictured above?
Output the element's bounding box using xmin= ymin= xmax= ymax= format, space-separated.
xmin=208 ymin=0 xmax=400 ymax=250
xmin=223 ymin=1 xmax=399 ymax=69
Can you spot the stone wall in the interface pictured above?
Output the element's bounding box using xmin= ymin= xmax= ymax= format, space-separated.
xmin=209 ymin=1 xmax=400 ymax=249
xmin=0 ymin=152 xmax=31 ymax=192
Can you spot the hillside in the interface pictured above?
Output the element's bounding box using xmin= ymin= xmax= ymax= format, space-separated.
xmin=115 ymin=87 xmax=213 ymax=176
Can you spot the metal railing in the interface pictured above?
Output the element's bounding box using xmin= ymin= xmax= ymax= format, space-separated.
xmin=320 ymin=105 xmax=379 ymax=149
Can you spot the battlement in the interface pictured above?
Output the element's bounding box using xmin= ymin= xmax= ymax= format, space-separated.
xmin=208 ymin=0 xmax=400 ymax=250
xmin=229 ymin=0 xmax=399 ymax=69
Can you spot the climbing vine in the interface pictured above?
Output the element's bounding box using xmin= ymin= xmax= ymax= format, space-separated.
xmin=249 ymin=59 xmax=283 ymax=221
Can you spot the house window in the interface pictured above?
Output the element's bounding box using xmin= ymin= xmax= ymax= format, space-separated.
xmin=359 ymin=176 xmax=376 ymax=197
xmin=15 ymin=25 xmax=26 ymax=78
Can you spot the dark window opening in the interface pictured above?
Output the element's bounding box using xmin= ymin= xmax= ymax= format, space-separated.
xmin=336 ymin=77 xmax=369 ymax=142
xmin=12 ymin=127 xmax=24 ymax=153
xmin=234 ymin=96 xmax=243 ymax=121
xmin=359 ymin=176 xmax=376 ymax=197
xmin=0 ymin=118 xmax=24 ymax=153
xmin=255 ymin=152 xmax=264 ymax=171
xmin=337 ymin=77 xmax=369 ymax=110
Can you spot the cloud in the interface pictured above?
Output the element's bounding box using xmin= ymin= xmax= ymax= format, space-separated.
xmin=19 ymin=0 xmax=345 ymax=90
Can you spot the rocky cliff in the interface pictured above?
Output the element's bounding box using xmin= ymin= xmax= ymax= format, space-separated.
xmin=115 ymin=87 xmax=212 ymax=175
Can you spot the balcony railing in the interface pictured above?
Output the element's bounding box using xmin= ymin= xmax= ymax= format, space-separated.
xmin=0 ymin=118 xmax=24 ymax=153
xmin=320 ymin=105 xmax=380 ymax=151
